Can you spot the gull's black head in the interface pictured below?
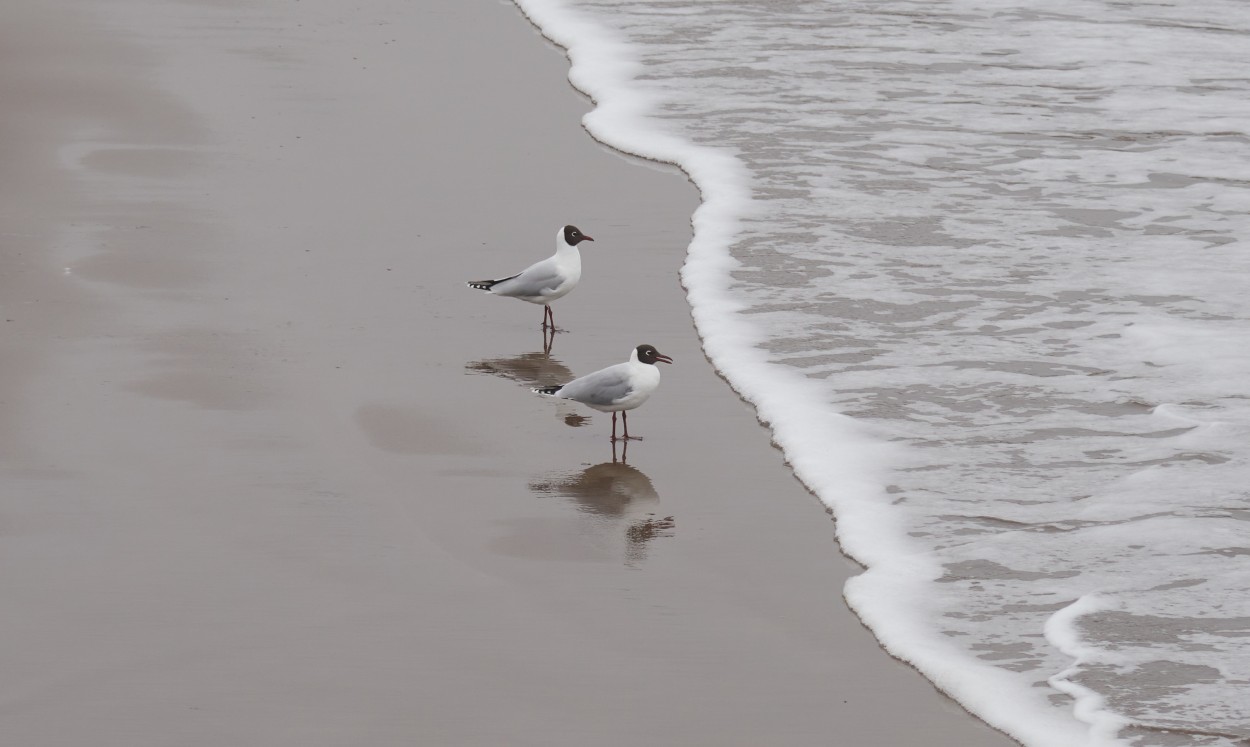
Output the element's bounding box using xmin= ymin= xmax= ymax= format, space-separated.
xmin=636 ymin=344 xmax=673 ymax=365
xmin=563 ymin=225 xmax=595 ymax=245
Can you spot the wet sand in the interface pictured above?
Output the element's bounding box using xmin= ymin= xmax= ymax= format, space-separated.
xmin=0 ymin=0 xmax=1015 ymax=744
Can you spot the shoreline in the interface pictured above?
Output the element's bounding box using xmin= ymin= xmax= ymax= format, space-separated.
xmin=0 ymin=0 xmax=1016 ymax=744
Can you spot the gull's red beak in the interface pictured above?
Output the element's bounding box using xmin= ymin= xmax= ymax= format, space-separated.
xmin=656 ymin=353 xmax=674 ymax=364
xmin=583 ymin=235 xmax=595 ymax=242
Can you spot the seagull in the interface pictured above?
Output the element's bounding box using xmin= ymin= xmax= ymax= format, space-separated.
xmin=467 ymin=225 xmax=595 ymax=329
xmin=533 ymin=344 xmax=673 ymax=441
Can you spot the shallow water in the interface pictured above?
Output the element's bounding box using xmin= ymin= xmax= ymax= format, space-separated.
xmin=516 ymin=1 xmax=1250 ymax=744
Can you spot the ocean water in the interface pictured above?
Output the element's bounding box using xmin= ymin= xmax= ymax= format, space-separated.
xmin=512 ymin=1 xmax=1250 ymax=745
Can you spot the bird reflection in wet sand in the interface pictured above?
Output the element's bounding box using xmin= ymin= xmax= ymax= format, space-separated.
xmin=465 ymin=338 xmax=590 ymax=426
xmin=529 ymin=445 xmax=674 ymax=565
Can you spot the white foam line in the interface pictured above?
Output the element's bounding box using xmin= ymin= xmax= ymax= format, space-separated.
xmin=1044 ymin=595 xmax=1133 ymax=745
xmin=510 ymin=2 xmax=1103 ymax=744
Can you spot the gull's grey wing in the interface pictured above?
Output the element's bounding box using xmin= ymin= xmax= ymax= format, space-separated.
xmin=489 ymin=257 xmax=563 ymax=299
xmin=557 ymin=363 xmax=634 ymax=407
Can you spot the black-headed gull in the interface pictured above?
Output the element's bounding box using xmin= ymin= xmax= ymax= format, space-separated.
xmin=467 ymin=225 xmax=594 ymax=329
xmin=533 ymin=344 xmax=673 ymax=441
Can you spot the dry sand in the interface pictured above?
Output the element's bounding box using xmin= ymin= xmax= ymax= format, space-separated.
xmin=0 ymin=0 xmax=1015 ymax=744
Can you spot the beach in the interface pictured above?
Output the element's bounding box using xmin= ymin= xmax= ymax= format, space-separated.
xmin=0 ymin=1 xmax=1016 ymax=744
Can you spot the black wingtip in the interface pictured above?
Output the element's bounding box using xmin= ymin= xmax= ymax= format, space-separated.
xmin=468 ymin=272 xmax=520 ymax=292
xmin=533 ymin=385 xmax=562 ymax=396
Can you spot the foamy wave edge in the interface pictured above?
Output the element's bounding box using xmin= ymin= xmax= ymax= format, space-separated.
xmin=509 ymin=2 xmax=1101 ymax=744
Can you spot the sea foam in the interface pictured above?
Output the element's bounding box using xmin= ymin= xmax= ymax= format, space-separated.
xmin=513 ymin=1 xmax=1250 ymax=745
